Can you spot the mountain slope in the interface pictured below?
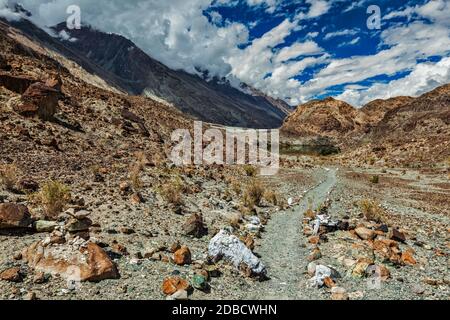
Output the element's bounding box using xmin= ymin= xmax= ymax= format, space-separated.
xmin=281 ymin=85 xmax=450 ymax=165
xmin=50 ymin=24 xmax=291 ymax=128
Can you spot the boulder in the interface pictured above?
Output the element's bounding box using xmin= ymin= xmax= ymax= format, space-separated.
xmin=0 ymin=267 xmax=23 ymax=282
xmin=22 ymin=240 xmax=119 ymax=282
xmin=15 ymin=82 xmax=61 ymax=120
xmin=162 ymin=276 xmax=190 ymax=295
xmin=0 ymin=203 xmax=32 ymax=229
xmin=173 ymin=246 xmax=192 ymax=265
xmin=66 ymin=217 xmax=92 ymax=233
xmin=183 ymin=213 xmax=207 ymax=238
xmin=208 ymin=229 xmax=266 ymax=277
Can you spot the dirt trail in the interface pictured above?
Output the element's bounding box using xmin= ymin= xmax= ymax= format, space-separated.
xmin=246 ymin=168 xmax=337 ymax=300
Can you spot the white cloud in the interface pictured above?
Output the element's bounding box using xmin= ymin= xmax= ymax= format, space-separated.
xmin=323 ymin=28 xmax=359 ymax=40
xmin=336 ymin=57 xmax=450 ymax=107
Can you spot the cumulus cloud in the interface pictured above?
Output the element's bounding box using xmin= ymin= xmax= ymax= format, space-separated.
xmin=0 ymin=0 xmax=448 ymax=107
xmin=337 ymin=57 xmax=450 ymax=107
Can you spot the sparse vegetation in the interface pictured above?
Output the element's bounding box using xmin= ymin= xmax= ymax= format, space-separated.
xmin=0 ymin=164 xmax=20 ymax=191
xmin=369 ymin=175 xmax=379 ymax=184
xmin=263 ymin=189 xmax=285 ymax=207
xmin=359 ymin=199 xmax=385 ymax=223
xmin=30 ymin=180 xmax=71 ymax=218
xmin=160 ymin=176 xmax=185 ymax=206
xmin=129 ymin=152 xmax=147 ymax=191
xmin=242 ymin=179 xmax=265 ymax=208
xmin=243 ymin=165 xmax=257 ymax=177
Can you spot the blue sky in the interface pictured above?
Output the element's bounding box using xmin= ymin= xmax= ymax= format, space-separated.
xmin=1 ymin=0 xmax=449 ymax=106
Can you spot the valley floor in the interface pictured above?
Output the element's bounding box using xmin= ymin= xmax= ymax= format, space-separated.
xmin=1 ymin=158 xmax=448 ymax=300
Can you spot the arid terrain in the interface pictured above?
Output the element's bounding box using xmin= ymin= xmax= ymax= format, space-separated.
xmin=0 ymin=14 xmax=449 ymax=301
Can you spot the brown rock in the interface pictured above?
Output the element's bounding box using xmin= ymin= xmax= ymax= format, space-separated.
xmin=243 ymin=234 xmax=255 ymax=251
xmin=0 ymin=203 xmax=32 ymax=229
xmin=170 ymin=242 xmax=181 ymax=253
xmin=355 ymin=227 xmax=376 ymax=240
xmin=162 ymin=276 xmax=190 ymax=295
xmin=15 ymin=82 xmax=61 ymax=120
xmin=308 ymin=236 xmax=320 ymax=245
xmin=308 ymin=247 xmax=322 ymax=262
xmin=173 ymin=246 xmax=192 ymax=265
xmin=22 ymin=241 xmax=119 ymax=282
xmin=401 ymin=248 xmax=417 ymax=265
xmin=323 ymin=276 xmax=336 ymax=288
xmin=182 ymin=213 xmax=207 ymax=238
xmin=0 ymin=267 xmax=22 ymax=282
xmin=0 ymin=73 xmax=34 ymax=94
xmin=390 ymin=229 xmax=406 ymax=243
xmin=331 ymin=287 xmax=349 ymax=300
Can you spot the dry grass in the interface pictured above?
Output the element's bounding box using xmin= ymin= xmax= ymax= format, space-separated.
xmin=263 ymin=189 xmax=286 ymax=208
xmin=359 ymin=199 xmax=385 ymax=223
xmin=129 ymin=152 xmax=148 ymax=191
xmin=0 ymin=164 xmax=20 ymax=191
xmin=369 ymin=175 xmax=380 ymax=184
xmin=160 ymin=176 xmax=185 ymax=206
xmin=242 ymin=179 xmax=265 ymax=208
xmin=30 ymin=180 xmax=71 ymax=219
xmin=243 ymin=165 xmax=257 ymax=177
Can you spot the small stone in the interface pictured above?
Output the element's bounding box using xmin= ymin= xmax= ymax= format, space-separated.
xmin=34 ymin=271 xmax=49 ymax=284
xmin=167 ymin=289 xmax=189 ymax=300
xmin=376 ymin=224 xmax=389 ymax=233
xmin=183 ymin=213 xmax=208 ymax=238
xmin=307 ymin=247 xmax=322 ymax=262
xmin=170 ymin=242 xmax=181 ymax=253
xmin=66 ymin=217 xmax=92 ymax=232
xmin=323 ymin=276 xmax=336 ymax=288
xmin=424 ymin=278 xmax=439 ymax=286
xmin=173 ymin=246 xmax=192 ymax=265
xmin=34 ymin=220 xmax=58 ymax=233
xmin=13 ymin=252 xmax=22 ymax=260
xmin=401 ymin=249 xmax=417 ymax=265
xmin=192 ymin=274 xmax=208 ymax=291
xmin=331 ymin=287 xmax=348 ymax=300
xmin=0 ymin=267 xmax=22 ymax=282
xmin=23 ymin=292 xmax=37 ymax=300
xmin=390 ymin=228 xmax=406 ymax=243
xmin=355 ymin=227 xmax=376 ymax=240
xmin=307 ymin=262 xmax=317 ymax=277
xmin=162 ymin=276 xmax=190 ymax=295
xmin=352 ymin=261 xmax=370 ymax=278
xmin=412 ymin=284 xmax=425 ymax=295
xmin=308 ymin=236 xmax=320 ymax=245
xmin=120 ymin=227 xmax=135 ymax=235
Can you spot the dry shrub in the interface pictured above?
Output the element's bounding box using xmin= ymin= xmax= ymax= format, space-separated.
xmin=369 ymin=175 xmax=379 ymax=184
xmin=304 ymin=208 xmax=316 ymax=219
xmin=160 ymin=176 xmax=185 ymax=206
xmin=359 ymin=199 xmax=385 ymax=223
xmin=230 ymin=179 xmax=242 ymax=195
xmin=129 ymin=152 xmax=148 ymax=191
xmin=242 ymin=179 xmax=265 ymax=208
xmin=0 ymin=164 xmax=20 ymax=191
xmin=243 ymin=165 xmax=257 ymax=177
xmin=263 ymin=189 xmax=285 ymax=208
xmin=30 ymin=180 xmax=71 ymax=218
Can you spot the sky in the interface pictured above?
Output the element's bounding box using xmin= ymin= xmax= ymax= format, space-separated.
xmin=0 ymin=0 xmax=449 ymax=107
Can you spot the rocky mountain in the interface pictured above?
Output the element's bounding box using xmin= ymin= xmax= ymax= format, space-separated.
xmin=48 ymin=23 xmax=291 ymax=128
xmin=281 ymin=86 xmax=450 ymax=165
xmin=281 ymin=97 xmax=366 ymax=139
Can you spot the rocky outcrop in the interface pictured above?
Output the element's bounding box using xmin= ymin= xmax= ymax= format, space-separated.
xmin=14 ymin=82 xmax=61 ymax=120
xmin=0 ymin=73 xmax=34 ymax=94
xmin=22 ymin=239 xmax=119 ymax=282
xmin=0 ymin=203 xmax=33 ymax=229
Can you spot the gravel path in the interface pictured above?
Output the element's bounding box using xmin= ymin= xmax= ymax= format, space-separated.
xmin=245 ymin=168 xmax=337 ymax=299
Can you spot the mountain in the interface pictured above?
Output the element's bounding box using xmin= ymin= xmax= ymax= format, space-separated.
xmin=49 ymin=23 xmax=291 ymax=128
xmin=281 ymin=97 xmax=366 ymax=139
xmin=281 ymin=85 xmax=450 ymax=164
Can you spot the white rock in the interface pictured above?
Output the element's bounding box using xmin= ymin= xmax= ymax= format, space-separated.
xmin=287 ymin=198 xmax=293 ymax=206
xmin=167 ymin=289 xmax=188 ymax=300
xmin=307 ymin=262 xmax=317 ymax=276
xmin=208 ymin=230 xmax=266 ymax=277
